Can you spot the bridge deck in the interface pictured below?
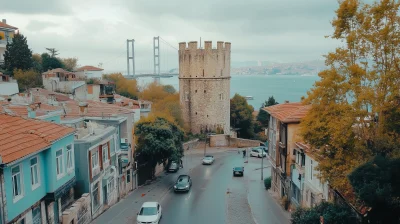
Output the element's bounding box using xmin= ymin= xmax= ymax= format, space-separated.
xmin=125 ymin=73 xmax=178 ymax=79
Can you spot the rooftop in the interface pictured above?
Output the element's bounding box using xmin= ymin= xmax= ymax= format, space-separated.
xmin=114 ymin=94 xmax=140 ymax=109
xmin=262 ymin=102 xmax=310 ymax=123
xmin=0 ymin=113 xmax=75 ymax=164
xmin=76 ymin=65 xmax=104 ymax=72
xmin=0 ymin=20 xmax=18 ymax=30
xmin=75 ymin=121 xmax=115 ymax=141
xmin=29 ymin=88 xmax=72 ymax=102
xmin=62 ymin=100 xmax=134 ymax=120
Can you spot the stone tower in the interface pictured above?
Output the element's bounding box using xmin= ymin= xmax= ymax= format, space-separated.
xmin=179 ymin=41 xmax=231 ymax=134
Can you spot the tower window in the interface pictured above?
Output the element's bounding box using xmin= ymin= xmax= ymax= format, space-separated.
xmin=204 ymin=90 xmax=206 ymax=93
xmin=195 ymin=112 xmax=197 ymax=115
xmin=185 ymin=92 xmax=189 ymax=101
xmin=219 ymin=93 xmax=224 ymax=100
xmin=195 ymin=90 xmax=197 ymax=93
xmin=203 ymin=69 xmax=204 ymax=77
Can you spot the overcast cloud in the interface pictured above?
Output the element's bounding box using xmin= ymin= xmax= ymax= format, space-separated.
xmin=1 ymin=0 xmax=341 ymax=73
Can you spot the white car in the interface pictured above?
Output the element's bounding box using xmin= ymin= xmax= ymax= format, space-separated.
xmin=137 ymin=202 xmax=162 ymax=224
xmin=250 ymin=148 xmax=267 ymax=158
xmin=202 ymin=155 xmax=215 ymax=165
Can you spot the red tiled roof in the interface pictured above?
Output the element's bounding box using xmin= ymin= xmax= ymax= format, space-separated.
xmin=76 ymin=66 xmax=104 ymax=72
xmin=0 ymin=22 xmax=18 ymax=30
xmin=262 ymin=102 xmax=310 ymax=123
xmin=62 ymin=100 xmax=134 ymax=120
xmin=0 ymin=113 xmax=75 ymax=163
xmin=114 ymin=94 xmax=140 ymax=109
xmin=29 ymin=88 xmax=71 ymax=102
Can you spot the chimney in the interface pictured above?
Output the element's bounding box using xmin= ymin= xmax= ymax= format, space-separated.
xmin=78 ymin=102 xmax=88 ymax=115
xmin=2 ymin=19 xmax=6 ymax=24
xmin=27 ymin=107 xmax=36 ymax=119
xmin=284 ymin=100 xmax=289 ymax=104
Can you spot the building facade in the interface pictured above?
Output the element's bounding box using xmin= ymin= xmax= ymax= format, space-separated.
xmin=178 ymin=41 xmax=231 ymax=134
xmin=0 ymin=113 xmax=75 ymax=224
xmin=75 ymin=66 xmax=104 ymax=80
xmin=0 ymin=19 xmax=17 ymax=64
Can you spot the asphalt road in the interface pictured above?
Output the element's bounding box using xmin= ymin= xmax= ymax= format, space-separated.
xmin=160 ymin=151 xmax=290 ymax=224
xmin=93 ymin=149 xmax=290 ymax=224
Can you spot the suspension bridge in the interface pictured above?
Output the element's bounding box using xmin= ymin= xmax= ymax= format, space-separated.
xmin=107 ymin=36 xmax=180 ymax=82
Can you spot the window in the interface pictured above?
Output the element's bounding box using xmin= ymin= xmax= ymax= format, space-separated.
xmin=91 ymin=150 xmax=99 ymax=169
xmin=102 ymin=144 xmax=109 ymax=163
xmin=184 ymin=92 xmax=189 ymax=101
xmin=12 ymin=165 xmax=23 ymax=200
xmin=310 ymin=160 xmax=313 ymax=180
xmin=110 ymin=138 xmax=116 ymax=155
xmin=92 ymin=182 xmax=100 ymax=209
xmin=127 ymin=170 xmax=131 ymax=183
xmin=107 ymin=177 xmax=114 ymax=195
xmin=30 ymin=157 xmax=40 ymax=189
xmin=66 ymin=145 xmax=74 ymax=171
xmin=219 ymin=93 xmax=223 ymax=100
xmin=56 ymin=149 xmax=64 ymax=179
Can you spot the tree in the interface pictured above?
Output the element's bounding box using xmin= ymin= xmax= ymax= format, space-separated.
xmin=135 ymin=116 xmax=184 ymax=180
xmin=257 ymin=96 xmax=279 ymax=127
xmin=45 ymin=48 xmax=59 ymax=57
xmin=291 ymin=202 xmax=354 ymax=224
xmin=299 ymin=0 xmax=400 ymax=200
xmin=348 ymin=155 xmax=400 ymax=223
xmin=103 ymin=73 xmax=139 ymax=100
xmin=163 ymin=85 xmax=176 ymax=94
xmin=230 ymin=94 xmax=255 ymax=138
xmin=3 ymin=33 xmax=33 ymax=75
xmin=41 ymin=53 xmax=63 ymax=72
xmin=32 ymin=53 xmax=42 ymax=72
xmin=61 ymin=57 xmax=78 ymax=71
xmin=13 ymin=69 xmax=42 ymax=92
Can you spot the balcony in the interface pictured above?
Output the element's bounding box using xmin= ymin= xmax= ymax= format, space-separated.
xmin=279 ymin=141 xmax=286 ymax=148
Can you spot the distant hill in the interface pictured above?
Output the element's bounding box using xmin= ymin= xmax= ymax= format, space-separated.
xmin=231 ymin=60 xmax=326 ymax=76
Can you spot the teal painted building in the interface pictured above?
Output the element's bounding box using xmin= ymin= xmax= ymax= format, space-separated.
xmin=0 ymin=113 xmax=76 ymax=224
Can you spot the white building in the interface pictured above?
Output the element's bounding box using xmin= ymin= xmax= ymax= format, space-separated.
xmin=0 ymin=19 xmax=18 ymax=64
xmin=0 ymin=73 xmax=18 ymax=96
xmin=294 ymin=142 xmax=329 ymax=208
xmin=75 ymin=66 xmax=104 ymax=79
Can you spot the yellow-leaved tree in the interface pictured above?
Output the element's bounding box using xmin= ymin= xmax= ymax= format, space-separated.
xmin=300 ymin=0 xmax=400 ymax=200
xmin=103 ymin=73 xmax=139 ymax=99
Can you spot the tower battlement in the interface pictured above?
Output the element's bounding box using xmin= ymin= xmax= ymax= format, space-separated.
xmin=179 ymin=41 xmax=231 ymax=51
xmin=178 ymin=41 xmax=231 ymax=79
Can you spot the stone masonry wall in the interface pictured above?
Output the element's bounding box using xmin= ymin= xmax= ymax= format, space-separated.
xmin=61 ymin=193 xmax=91 ymax=224
xmin=179 ymin=41 xmax=231 ymax=134
xmin=209 ymin=135 xmax=262 ymax=148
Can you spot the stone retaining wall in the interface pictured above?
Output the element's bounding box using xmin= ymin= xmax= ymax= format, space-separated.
xmin=61 ymin=193 xmax=91 ymax=224
xmin=209 ymin=135 xmax=261 ymax=148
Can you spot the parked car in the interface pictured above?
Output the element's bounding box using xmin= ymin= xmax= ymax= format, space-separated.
xmin=233 ymin=167 xmax=244 ymax=176
xmin=174 ymin=175 xmax=192 ymax=192
xmin=137 ymin=202 xmax=162 ymax=224
xmin=202 ymin=155 xmax=215 ymax=165
xmin=259 ymin=146 xmax=268 ymax=154
xmin=168 ymin=161 xmax=179 ymax=172
xmin=250 ymin=148 xmax=267 ymax=158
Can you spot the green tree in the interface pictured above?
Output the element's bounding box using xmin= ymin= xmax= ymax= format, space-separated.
xmin=135 ymin=116 xmax=184 ymax=179
xmin=32 ymin=53 xmax=42 ymax=72
xmin=291 ymin=202 xmax=354 ymax=224
xmin=13 ymin=69 xmax=42 ymax=92
xmin=230 ymin=93 xmax=254 ymax=138
xmin=3 ymin=33 xmax=33 ymax=75
xmin=45 ymin=48 xmax=59 ymax=57
xmin=41 ymin=53 xmax=63 ymax=72
xmin=163 ymin=85 xmax=176 ymax=94
xmin=257 ymin=96 xmax=279 ymax=127
xmin=348 ymin=155 xmax=400 ymax=223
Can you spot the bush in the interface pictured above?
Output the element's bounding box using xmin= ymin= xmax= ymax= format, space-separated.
xmin=264 ymin=177 xmax=271 ymax=190
xmin=291 ymin=202 xmax=354 ymax=224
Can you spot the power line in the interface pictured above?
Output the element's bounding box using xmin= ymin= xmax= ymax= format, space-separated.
xmin=159 ymin=37 xmax=179 ymax=51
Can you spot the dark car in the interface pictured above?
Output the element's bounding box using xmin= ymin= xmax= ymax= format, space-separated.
xmin=233 ymin=167 xmax=244 ymax=176
xmin=168 ymin=161 xmax=179 ymax=172
xmin=174 ymin=175 xmax=192 ymax=192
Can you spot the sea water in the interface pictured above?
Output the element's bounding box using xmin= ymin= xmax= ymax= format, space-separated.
xmin=137 ymin=75 xmax=320 ymax=109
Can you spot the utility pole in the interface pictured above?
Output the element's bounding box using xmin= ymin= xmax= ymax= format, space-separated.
xmin=261 ymin=147 xmax=264 ymax=180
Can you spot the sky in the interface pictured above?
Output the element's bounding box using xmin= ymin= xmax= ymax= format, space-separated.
xmin=1 ymin=0 xmax=342 ymax=73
